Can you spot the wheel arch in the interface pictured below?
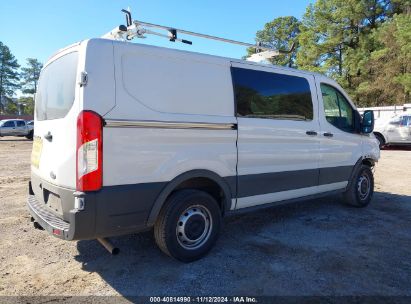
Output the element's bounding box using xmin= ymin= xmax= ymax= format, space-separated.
xmin=362 ymin=157 xmax=375 ymax=168
xmin=346 ymin=157 xmax=375 ymax=191
xmin=373 ymin=131 xmax=386 ymax=144
xmin=146 ymin=170 xmax=235 ymax=227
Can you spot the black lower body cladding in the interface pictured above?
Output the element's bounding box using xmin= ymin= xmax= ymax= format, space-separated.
xmin=28 ymin=173 xmax=166 ymax=240
xmin=236 ymin=165 xmax=353 ymax=198
xmin=27 ymin=165 xmax=354 ymax=241
xmin=92 ymin=182 xmax=166 ymax=237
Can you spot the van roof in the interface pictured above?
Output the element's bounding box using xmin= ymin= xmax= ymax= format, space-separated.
xmin=45 ymin=38 xmax=335 ymax=89
xmin=87 ymin=38 xmax=327 ymax=79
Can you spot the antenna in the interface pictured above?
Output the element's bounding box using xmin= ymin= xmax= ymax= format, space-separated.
xmin=102 ymin=9 xmax=295 ymax=59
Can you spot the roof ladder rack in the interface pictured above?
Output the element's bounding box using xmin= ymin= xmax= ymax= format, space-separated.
xmin=102 ymin=8 xmax=295 ymax=61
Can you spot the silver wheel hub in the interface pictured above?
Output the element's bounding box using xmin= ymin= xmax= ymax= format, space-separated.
xmin=357 ymin=174 xmax=370 ymax=200
xmin=176 ymin=205 xmax=212 ymax=250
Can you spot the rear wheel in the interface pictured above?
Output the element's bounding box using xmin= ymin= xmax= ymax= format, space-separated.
xmin=26 ymin=131 xmax=33 ymax=140
xmin=342 ymin=165 xmax=374 ymax=208
xmin=154 ymin=189 xmax=222 ymax=262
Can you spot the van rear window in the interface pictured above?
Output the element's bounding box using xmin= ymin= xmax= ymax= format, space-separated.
xmin=36 ymin=52 xmax=78 ymax=121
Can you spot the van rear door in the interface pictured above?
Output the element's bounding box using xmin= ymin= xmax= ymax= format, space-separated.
xmin=31 ymin=50 xmax=80 ymax=189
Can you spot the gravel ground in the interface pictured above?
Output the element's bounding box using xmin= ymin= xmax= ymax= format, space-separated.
xmin=0 ymin=136 xmax=410 ymax=297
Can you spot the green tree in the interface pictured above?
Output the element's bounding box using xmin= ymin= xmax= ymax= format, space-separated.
xmin=17 ymin=96 xmax=35 ymax=115
xmin=0 ymin=41 xmax=20 ymax=113
xmin=296 ymin=0 xmax=399 ymax=105
xmin=391 ymin=0 xmax=411 ymax=14
xmin=20 ymin=58 xmax=42 ymax=95
xmin=245 ymin=0 xmax=410 ymax=106
xmin=5 ymin=98 xmax=18 ymax=115
xmin=246 ymin=16 xmax=301 ymax=67
xmin=357 ymin=13 xmax=411 ymax=105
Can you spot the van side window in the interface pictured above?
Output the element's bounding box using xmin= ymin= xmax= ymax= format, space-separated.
xmin=232 ymin=67 xmax=313 ymax=121
xmin=320 ymin=83 xmax=355 ymax=132
xmin=16 ymin=121 xmax=25 ymax=127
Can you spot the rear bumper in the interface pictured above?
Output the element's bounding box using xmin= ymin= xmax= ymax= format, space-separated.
xmin=27 ymin=175 xmax=163 ymax=240
xmin=28 ymin=194 xmax=69 ymax=236
xmin=27 ymin=188 xmax=97 ymax=240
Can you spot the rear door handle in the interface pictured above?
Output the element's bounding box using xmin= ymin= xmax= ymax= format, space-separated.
xmin=323 ymin=132 xmax=334 ymax=137
xmin=306 ymin=130 xmax=318 ymax=136
xmin=44 ymin=132 xmax=53 ymax=142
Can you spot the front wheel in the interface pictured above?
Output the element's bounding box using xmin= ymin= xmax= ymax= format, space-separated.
xmin=342 ymin=165 xmax=374 ymax=208
xmin=154 ymin=189 xmax=222 ymax=262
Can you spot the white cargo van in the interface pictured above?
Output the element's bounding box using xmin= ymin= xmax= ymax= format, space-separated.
xmin=27 ymin=37 xmax=379 ymax=262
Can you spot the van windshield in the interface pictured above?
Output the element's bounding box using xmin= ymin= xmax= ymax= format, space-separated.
xmin=36 ymin=52 xmax=78 ymax=121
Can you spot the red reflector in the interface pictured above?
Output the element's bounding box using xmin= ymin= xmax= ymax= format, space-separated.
xmin=52 ymin=229 xmax=62 ymax=236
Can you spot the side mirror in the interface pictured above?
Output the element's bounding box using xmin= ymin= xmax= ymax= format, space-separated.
xmin=361 ymin=110 xmax=374 ymax=134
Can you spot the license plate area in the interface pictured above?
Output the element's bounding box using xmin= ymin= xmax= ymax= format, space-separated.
xmin=44 ymin=189 xmax=63 ymax=215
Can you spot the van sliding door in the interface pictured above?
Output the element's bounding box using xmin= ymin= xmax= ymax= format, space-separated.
xmin=231 ymin=62 xmax=321 ymax=209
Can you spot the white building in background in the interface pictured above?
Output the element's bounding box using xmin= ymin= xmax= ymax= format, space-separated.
xmin=358 ymin=104 xmax=411 ymax=122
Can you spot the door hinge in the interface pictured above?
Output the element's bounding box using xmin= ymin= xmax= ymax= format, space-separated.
xmin=79 ymin=71 xmax=88 ymax=87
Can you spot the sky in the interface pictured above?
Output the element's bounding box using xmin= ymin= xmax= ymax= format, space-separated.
xmin=0 ymin=0 xmax=313 ymax=68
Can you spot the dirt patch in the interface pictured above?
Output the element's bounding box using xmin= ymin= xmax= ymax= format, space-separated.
xmin=0 ymin=136 xmax=410 ymax=296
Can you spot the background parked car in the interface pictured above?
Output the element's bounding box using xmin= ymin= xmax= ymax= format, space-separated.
xmin=0 ymin=119 xmax=34 ymax=140
xmin=27 ymin=120 xmax=34 ymax=135
xmin=373 ymin=114 xmax=411 ymax=148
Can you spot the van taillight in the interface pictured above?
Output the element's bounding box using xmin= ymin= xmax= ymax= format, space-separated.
xmin=76 ymin=110 xmax=103 ymax=191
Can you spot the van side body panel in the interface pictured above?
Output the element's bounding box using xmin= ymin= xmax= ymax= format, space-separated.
xmin=99 ymin=41 xmax=237 ymax=232
xmin=102 ymin=41 xmax=237 ymax=186
xmin=82 ymin=39 xmax=116 ymax=116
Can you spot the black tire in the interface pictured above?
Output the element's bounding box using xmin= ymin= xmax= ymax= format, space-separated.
xmin=26 ymin=131 xmax=33 ymax=140
xmin=154 ymin=189 xmax=222 ymax=262
xmin=374 ymin=133 xmax=385 ymax=149
xmin=342 ymin=165 xmax=374 ymax=208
